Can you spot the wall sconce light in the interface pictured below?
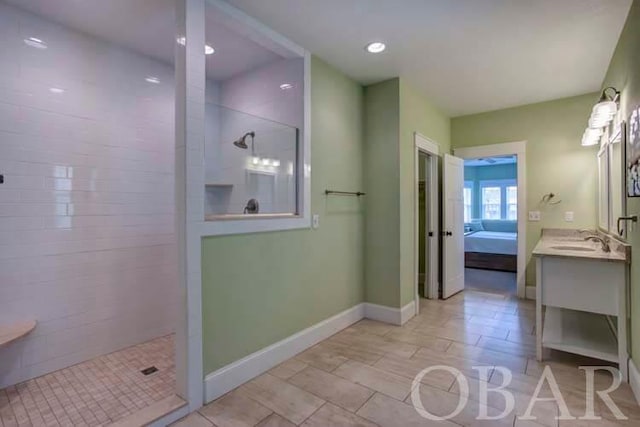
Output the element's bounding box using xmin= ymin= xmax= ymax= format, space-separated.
xmin=590 ymin=87 xmax=620 ymax=126
xmin=581 ymin=128 xmax=604 ymax=146
xmin=582 ymin=86 xmax=620 ymax=147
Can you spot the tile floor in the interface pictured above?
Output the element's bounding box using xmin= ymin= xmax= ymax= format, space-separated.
xmin=465 ymin=268 xmax=517 ymax=296
xmin=0 ymin=335 xmax=175 ymax=427
xmin=175 ymin=292 xmax=639 ymax=427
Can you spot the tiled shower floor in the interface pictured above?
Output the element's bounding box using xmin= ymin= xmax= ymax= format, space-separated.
xmin=0 ymin=335 xmax=175 ymax=426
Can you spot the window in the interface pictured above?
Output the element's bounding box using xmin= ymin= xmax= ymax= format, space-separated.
xmin=481 ymin=186 xmax=502 ymax=219
xmin=507 ymin=186 xmax=518 ymax=220
xmin=463 ymin=181 xmax=473 ymax=222
xmin=480 ymin=180 xmax=517 ymax=220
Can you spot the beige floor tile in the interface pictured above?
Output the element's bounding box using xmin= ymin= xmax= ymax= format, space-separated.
xmin=408 ymin=381 xmax=515 ymax=426
xmin=467 ymin=314 xmax=535 ymax=332
xmin=300 ymin=403 xmax=377 ymax=427
xmin=517 ymin=420 xmax=554 ymax=427
xmin=0 ymin=335 xmax=175 ymax=427
xmin=460 ymin=300 xmax=519 ymax=316
xmin=373 ymin=354 xmax=456 ymax=391
xmin=295 ymin=344 xmax=349 ymax=372
xmin=333 ymin=360 xmax=413 ymax=401
xmin=177 ymin=293 xmax=639 ymax=427
xmin=507 ymin=329 xmax=537 ymax=345
xmin=268 ymin=359 xmax=308 ymax=380
xmin=255 ymin=413 xmax=296 ymax=427
xmin=239 ymin=374 xmax=325 ymax=425
xmin=512 ymin=391 xmax=560 ymax=427
xmin=357 ymin=392 xmax=458 ymax=426
xmin=330 ymin=329 xmax=419 ymax=359
xmin=347 ymin=319 xmax=397 ymax=336
xmin=412 ymin=348 xmax=494 ymax=382
xmin=411 ymin=323 xmax=482 ymax=345
xmin=319 ymin=340 xmax=385 ymax=365
xmin=288 ymin=366 xmax=374 ymax=413
xmin=446 ymin=342 xmax=528 ymax=373
xmin=171 ymin=412 xmax=214 ymax=427
xmin=476 ymin=335 xmax=534 ymax=359
xmin=442 ymin=317 xmax=511 ymax=340
xmin=384 ymin=329 xmax=453 ymax=351
xmin=199 ymin=391 xmax=271 ymax=427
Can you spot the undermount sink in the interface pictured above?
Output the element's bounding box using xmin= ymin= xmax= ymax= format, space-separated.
xmin=550 ymin=245 xmax=596 ymax=252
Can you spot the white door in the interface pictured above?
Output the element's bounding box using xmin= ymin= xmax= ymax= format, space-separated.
xmin=442 ymin=154 xmax=465 ymax=298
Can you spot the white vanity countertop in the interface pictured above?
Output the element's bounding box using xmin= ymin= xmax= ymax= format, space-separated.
xmin=532 ymin=229 xmax=630 ymax=263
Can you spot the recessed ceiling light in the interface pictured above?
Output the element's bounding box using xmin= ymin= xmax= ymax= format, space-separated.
xmin=279 ymin=83 xmax=293 ymax=90
xmin=24 ymin=37 xmax=47 ymax=49
xmin=49 ymin=87 xmax=64 ymax=94
xmin=365 ymin=41 xmax=386 ymax=54
xmin=145 ymin=76 xmax=161 ymax=84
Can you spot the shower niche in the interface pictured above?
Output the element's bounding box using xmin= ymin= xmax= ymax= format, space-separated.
xmin=203 ymin=8 xmax=305 ymax=221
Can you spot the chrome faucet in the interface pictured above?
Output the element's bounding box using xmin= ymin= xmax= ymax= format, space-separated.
xmin=584 ymin=235 xmax=611 ymax=252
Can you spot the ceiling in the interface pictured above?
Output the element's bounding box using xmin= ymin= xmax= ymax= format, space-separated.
xmin=4 ymin=0 xmax=281 ymax=81
xmin=465 ymin=156 xmax=516 ymax=167
xmin=223 ymin=0 xmax=632 ymax=116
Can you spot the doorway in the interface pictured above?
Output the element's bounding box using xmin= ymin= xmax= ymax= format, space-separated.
xmin=414 ymin=134 xmax=440 ymax=307
xmin=454 ymin=142 xmax=527 ymax=299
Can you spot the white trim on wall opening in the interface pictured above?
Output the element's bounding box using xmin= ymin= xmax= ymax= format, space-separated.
xmin=414 ymin=133 xmax=440 ymax=309
xmin=454 ymin=141 xmax=527 ymax=299
xmin=199 ymin=0 xmax=311 ymax=237
xmin=175 ymin=0 xmax=311 ymax=416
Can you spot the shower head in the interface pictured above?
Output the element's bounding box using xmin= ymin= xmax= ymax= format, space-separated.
xmin=233 ymin=131 xmax=255 ymax=149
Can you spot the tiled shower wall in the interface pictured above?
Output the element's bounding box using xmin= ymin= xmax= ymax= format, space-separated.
xmin=0 ymin=3 xmax=177 ymax=387
xmin=204 ymin=59 xmax=304 ymax=215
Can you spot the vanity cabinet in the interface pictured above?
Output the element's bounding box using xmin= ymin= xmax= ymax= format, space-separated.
xmin=534 ymin=231 xmax=630 ymax=381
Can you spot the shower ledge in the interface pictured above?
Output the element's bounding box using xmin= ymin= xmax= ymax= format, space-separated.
xmin=0 ymin=320 xmax=37 ymax=348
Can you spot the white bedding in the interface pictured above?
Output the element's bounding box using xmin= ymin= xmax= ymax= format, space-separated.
xmin=465 ymin=231 xmax=517 ymax=255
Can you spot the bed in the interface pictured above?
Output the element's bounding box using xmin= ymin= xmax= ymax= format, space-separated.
xmin=464 ymin=221 xmax=517 ymax=272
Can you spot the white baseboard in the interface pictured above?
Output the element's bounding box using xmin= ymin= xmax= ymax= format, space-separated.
xmin=204 ymin=303 xmax=365 ymax=403
xmin=629 ymin=358 xmax=640 ymax=405
xmin=525 ymin=286 xmax=536 ymax=300
xmin=401 ymin=300 xmax=417 ymax=324
xmin=364 ymin=301 xmax=416 ymax=326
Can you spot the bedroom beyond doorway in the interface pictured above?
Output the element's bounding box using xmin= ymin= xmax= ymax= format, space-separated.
xmin=463 ymin=155 xmax=518 ymax=295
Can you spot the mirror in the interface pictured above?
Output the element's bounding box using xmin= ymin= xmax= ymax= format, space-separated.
xmin=597 ymin=120 xmax=627 ymax=239
xmin=597 ymin=145 xmax=610 ymax=231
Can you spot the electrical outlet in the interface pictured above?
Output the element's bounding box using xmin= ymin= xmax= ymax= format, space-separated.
xmin=529 ymin=211 xmax=541 ymax=221
xmin=564 ymin=211 xmax=574 ymax=222
xmin=312 ymin=214 xmax=320 ymax=229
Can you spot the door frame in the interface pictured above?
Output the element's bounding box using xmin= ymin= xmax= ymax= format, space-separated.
xmin=454 ymin=141 xmax=527 ymax=299
xmin=414 ymin=133 xmax=440 ymax=310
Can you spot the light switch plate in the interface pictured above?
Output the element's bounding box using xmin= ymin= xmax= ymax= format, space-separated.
xmin=529 ymin=211 xmax=541 ymax=221
xmin=312 ymin=214 xmax=319 ymax=229
xmin=564 ymin=211 xmax=574 ymax=222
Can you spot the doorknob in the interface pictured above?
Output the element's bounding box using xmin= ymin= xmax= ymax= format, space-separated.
xmin=428 ymin=232 xmax=434 ymax=237
xmin=445 ymin=231 xmax=453 ymax=236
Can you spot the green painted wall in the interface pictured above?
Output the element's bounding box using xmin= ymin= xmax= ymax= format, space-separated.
xmin=451 ymin=93 xmax=598 ymax=286
xmin=601 ymin=0 xmax=640 ymax=360
xmin=464 ymin=164 xmax=517 ymax=219
xmin=364 ymin=78 xmax=450 ymax=308
xmin=399 ymin=80 xmax=451 ymax=306
xmin=201 ymin=57 xmax=365 ymax=374
xmin=364 ymin=79 xmax=401 ymax=307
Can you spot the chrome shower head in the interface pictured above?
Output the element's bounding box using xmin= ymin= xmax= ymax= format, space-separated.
xmin=233 ymin=131 xmax=255 ymax=150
